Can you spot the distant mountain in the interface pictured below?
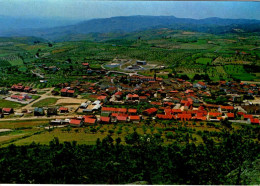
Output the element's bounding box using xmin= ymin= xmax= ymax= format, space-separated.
xmin=0 ymin=15 xmax=81 ymax=31
xmin=1 ymin=15 xmax=260 ymax=41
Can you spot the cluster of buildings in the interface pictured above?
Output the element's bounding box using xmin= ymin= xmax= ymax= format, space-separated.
xmin=3 ymin=70 xmax=260 ymax=126
xmin=49 ymin=73 xmax=260 ymax=126
xmin=11 ymin=84 xmax=37 ymax=94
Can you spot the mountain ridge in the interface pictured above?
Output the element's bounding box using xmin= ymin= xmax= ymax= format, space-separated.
xmin=1 ymin=15 xmax=260 ymax=41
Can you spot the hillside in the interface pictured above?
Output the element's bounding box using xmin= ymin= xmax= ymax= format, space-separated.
xmin=1 ymin=15 xmax=260 ymax=41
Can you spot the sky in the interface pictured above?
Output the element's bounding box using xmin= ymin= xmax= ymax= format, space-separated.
xmin=0 ymin=0 xmax=259 ymax=21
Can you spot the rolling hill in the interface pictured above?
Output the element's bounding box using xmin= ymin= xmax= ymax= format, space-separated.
xmin=1 ymin=15 xmax=260 ymax=41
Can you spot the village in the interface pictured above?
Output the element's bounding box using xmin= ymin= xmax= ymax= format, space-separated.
xmin=0 ymin=60 xmax=259 ymax=128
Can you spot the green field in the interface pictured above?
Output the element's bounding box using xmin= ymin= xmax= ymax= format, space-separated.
xmin=196 ymin=57 xmax=212 ymax=65
xmin=32 ymin=98 xmax=58 ymax=107
xmin=224 ymin=65 xmax=256 ymax=81
xmin=0 ymin=99 xmax=24 ymax=108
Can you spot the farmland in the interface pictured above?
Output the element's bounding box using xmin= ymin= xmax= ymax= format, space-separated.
xmin=0 ymin=118 xmax=257 ymax=148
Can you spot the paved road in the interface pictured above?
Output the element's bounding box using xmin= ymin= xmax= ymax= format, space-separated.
xmin=0 ymin=115 xmax=71 ymax=122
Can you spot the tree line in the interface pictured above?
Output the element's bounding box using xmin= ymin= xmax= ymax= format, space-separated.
xmin=0 ymin=130 xmax=259 ymax=184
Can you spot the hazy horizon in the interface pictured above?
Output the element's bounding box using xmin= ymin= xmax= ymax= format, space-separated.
xmin=0 ymin=0 xmax=259 ymax=21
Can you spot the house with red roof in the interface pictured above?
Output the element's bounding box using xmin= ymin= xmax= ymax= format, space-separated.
xmin=59 ymin=107 xmax=69 ymax=113
xmin=221 ymin=105 xmax=234 ymax=112
xmin=97 ymin=95 xmax=107 ymax=103
xmin=60 ymin=88 xmax=68 ymax=96
xmin=128 ymin=115 xmax=141 ymax=123
xmin=156 ymin=114 xmax=175 ymax=120
xmin=208 ymin=112 xmax=222 ymax=120
xmin=69 ymin=119 xmax=83 ymax=127
xmin=177 ymin=114 xmax=192 ymax=121
xmin=116 ymin=115 xmax=128 ymax=123
xmin=128 ymin=108 xmax=137 ymax=115
xmin=243 ymin=114 xmax=253 ymax=120
xmin=185 ymin=89 xmax=194 ymax=94
xmin=84 ymin=117 xmax=96 ymax=125
xmin=2 ymin=108 xmax=14 ymax=115
xmin=250 ymin=118 xmax=259 ymax=124
xmin=143 ymin=108 xmax=157 ymax=116
xmin=67 ymin=89 xmax=75 ymax=97
xmin=139 ymin=96 xmax=148 ymax=102
xmin=126 ymin=94 xmax=139 ymax=101
xmin=194 ymin=81 xmax=207 ymax=89
xmin=11 ymin=84 xmax=24 ymax=92
xmin=24 ymin=86 xmax=32 ymax=92
xmin=82 ymin=63 xmax=89 ymax=68
xmin=114 ymin=91 xmax=123 ymax=100
xmin=100 ymin=116 xmax=111 ymax=123
xmin=226 ymin=113 xmax=235 ymax=119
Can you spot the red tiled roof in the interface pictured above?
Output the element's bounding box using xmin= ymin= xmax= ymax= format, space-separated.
xmin=61 ymin=88 xmax=68 ymax=93
xmin=177 ymin=114 xmax=192 ymax=120
xmin=84 ymin=117 xmax=96 ymax=124
xmin=129 ymin=115 xmax=140 ymax=121
xmin=197 ymin=112 xmax=207 ymax=117
xmin=209 ymin=112 xmax=222 ymax=117
xmin=197 ymin=81 xmax=206 ymax=86
xmin=67 ymin=90 xmax=75 ymax=94
xmin=115 ymin=91 xmax=122 ymax=96
xmin=244 ymin=115 xmax=253 ymax=119
xmin=185 ymin=89 xmax=194 ymax=94
xmin=192 ymin=116 xmax=207 ymax=121
xmin=100 ymin=116 xmax=110 ymax=122
xmin=144 ymin=108 xmax=157 ymax=115
xmin=82 ymin=63 xmax=89 ymax=66
xmin=221 ymin=106 xmax=234 ymax=110
xmin=139 ymin=96 xmax=148 ymax=100
xmin=59 ymin=107 xmax=68 ymax=111
xmin=151 ymin=102 xmax=162 ymax=106
xmin=97 ymin=96 xmax=107 ymax=100
xmin=164 ymin=109 xmax=172 ymax=115
xmin=70 ymin=119 xmax=82 ymax=125
xmin=128 ymin=108 xmax=137 ymax=113
xmin=18 ymin=96 xmax=24 ymax=100
xmin=24 ymin=87 xmax=31 ymax=90
xmin=250 ymin=118 xmax=259 ymax=124
xmin=11 ymin=95 xmax=19 ymax=99
xmin=111 ymin=113 xmax=118 ymax=117
xmin=164 ymin=102 xmax=173 ymax=106
xmin=198 ymin=106 xmax=204 ymax=110
xmin=3 ymin=108 xmax=12 ymax=112
xmin=117 ymin=115 xmax=127 ymax=121
xmin=217 ymin=117 xmax=223 ymax=120
xmin=169 ymin=90 xmax=179 ymax=93
xmin=226 ymin=113 xmax=235 ymax=118
xmin=102 ymin=107 xmax=117 ymax=112
xmin=156 ymin=114 xmax=174 ymax=120
xmin=118 ymin=108 xmax=127 ymax=113
xmin=132 ymin=94 xmax=139 ymax=98
xmin=172 ymin=109 xmax=182 ymax=113
xmin=237 ymin=112 xmax=245 ymax=116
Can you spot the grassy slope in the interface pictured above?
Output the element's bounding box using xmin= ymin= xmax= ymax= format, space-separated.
xmin=32 ymin=98 xmax=58 ymax=107
xmin=0 ymin=100 xmax=24 ymax=108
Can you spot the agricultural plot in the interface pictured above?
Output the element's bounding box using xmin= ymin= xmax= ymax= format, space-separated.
xmin=176 ymin=65 xmax=205 ymax=79
xmin=224 ymin=65 xmax=256 ymax=81
xmin=196 ymin=57 xmax=212 ymax=65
